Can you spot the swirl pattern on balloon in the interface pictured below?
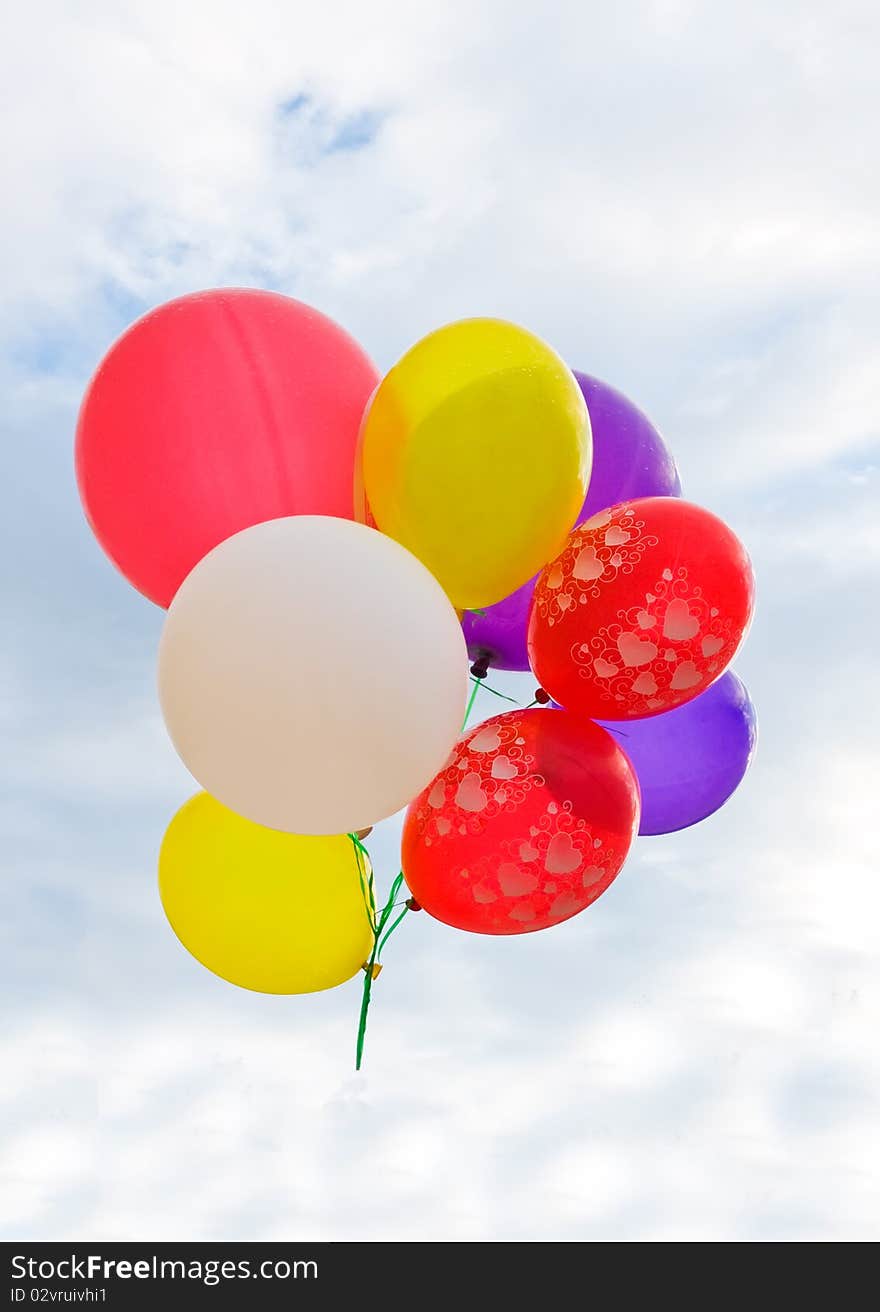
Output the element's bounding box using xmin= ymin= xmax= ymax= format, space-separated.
xmin=528 ymin=498 xmax=755 ymax=720
xmin=534 ymin=505 xmax=660 ymax=626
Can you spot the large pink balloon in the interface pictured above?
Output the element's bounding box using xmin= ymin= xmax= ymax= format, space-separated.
xmin=75 ymin=289 xmax=380 ymax=606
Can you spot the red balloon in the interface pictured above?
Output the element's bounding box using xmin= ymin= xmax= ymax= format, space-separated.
xmin=402 ymin=709 xmax=639 ymax=936
xmin=75 ymin=289 xmax=380 ymax=606
xmin=528 ymin=498 xmax=754 ymax=720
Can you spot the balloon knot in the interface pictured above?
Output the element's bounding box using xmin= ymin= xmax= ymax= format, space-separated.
xmin=534 ymin=688 xmax=551 ymax=705
xmin=405 ymin=897 xmax=422 ymax=912
xmin=470 ymin=653 xmax=491 ymax=680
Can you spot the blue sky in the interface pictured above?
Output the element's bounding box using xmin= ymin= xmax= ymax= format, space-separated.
xmin=1 ymin=0 xmax=879 ymax=1240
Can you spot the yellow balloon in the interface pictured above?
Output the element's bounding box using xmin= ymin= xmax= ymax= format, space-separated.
xmin=159 ymin=792 xmax=373 ymax=994
xmin=359 ymin=318 xmax=591 ymax=609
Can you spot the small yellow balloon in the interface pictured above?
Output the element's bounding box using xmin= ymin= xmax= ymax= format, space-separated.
xmin=359 ymin=318 xmax=591 ymax=609
xmin=159 ymin=793 xmax=373 ymax=994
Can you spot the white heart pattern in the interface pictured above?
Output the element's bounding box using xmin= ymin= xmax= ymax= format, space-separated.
xmin=670 ymin=660 xmax=701 ymax=690
xmin=617 ymin=632 xmax=658 ymax=667
xmin=573 ymin=545 xmax=604 ymax=581
xmin=548 ymin=891 xmax=583 ymax=919
xmin=582 ymin=509 xmax=612 ymax=531
xmin=469 ymin=726 xmax=501 ymax=753
xmin=498 ymin=864 xmax=539 ymax=897
xmin=509 ymin=904 xmax=536 ymax=922
xmin=428 ymin=782 xmax=446 ymax=808
xmin=455 ymin=772 xmax=488 ymax=811
xmin=663 ymin=598 xmax=700 ymax=641
xmin=544 ymin=832 xmax=583 ymax=874
xmin=604 ymin=526 xmax=630 ymax=547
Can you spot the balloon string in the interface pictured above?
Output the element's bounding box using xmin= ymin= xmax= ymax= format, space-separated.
xmin=462 ymin=676 xmax=482 ymax=729
xmin=355 ymin=866 xmax=408 ymax=1071
xmin=376 ymin=900 xmax=409 ymax=963
xmin=351 ymin=662 xmax=528 ymax=1070
xmin=349 ymin=833 xmax=376 ymax=930
xmin=473 ymin=678 xmax=520 ymax=705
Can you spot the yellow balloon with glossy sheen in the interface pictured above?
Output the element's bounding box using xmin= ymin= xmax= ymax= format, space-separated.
xmin=359 ymin=318 xmax=591 ymax=609
xmin=159 ymin=793 xmax=373 ymax=994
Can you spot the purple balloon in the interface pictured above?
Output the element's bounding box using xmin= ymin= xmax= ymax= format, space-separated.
xmin=462 ymin=371 xmax=681 ymax=671
xmin=596 ymin=671 xmax=757 ymax=835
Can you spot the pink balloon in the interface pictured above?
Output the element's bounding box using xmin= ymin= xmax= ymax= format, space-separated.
xmin=75 ymin=289 xmax=380 ymax=606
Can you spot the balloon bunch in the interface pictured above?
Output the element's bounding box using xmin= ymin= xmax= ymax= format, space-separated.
xmin=76 ymin=288 xmax=756 ymax=1067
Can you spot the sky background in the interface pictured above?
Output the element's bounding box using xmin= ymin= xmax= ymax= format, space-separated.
xmin=2 ymin=0 xmax=879 ymax=1241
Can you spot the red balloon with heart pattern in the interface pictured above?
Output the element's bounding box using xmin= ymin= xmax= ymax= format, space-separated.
xmin=527 ymin=498 xmax=754 ymax=720
xmin=402 ymin=709 xmax=640 ymax=935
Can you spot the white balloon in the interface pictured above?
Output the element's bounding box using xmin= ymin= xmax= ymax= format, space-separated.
xmin=158 ymin=517 xmax=467 ymax=834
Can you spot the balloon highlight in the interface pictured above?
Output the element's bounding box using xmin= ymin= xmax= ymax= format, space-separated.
xmin=359 ymin=318 xmax=591 ymax=609
xmin=76 ymin=289 xmax=379 ymax=606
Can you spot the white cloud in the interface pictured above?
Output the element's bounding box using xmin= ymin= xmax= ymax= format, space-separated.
xmin=1 ymin=0 xmax=879 ymax=1242
xmin=4 ymin=2 xmax=880 ymax=486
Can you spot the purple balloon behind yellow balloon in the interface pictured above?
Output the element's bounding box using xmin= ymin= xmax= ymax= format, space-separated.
xmin=462 ymin=371 xmax=681 ymax=671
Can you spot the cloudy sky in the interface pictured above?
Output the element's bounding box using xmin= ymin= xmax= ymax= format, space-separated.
xmin=2 ymin=0 xmax=879 ymax=1241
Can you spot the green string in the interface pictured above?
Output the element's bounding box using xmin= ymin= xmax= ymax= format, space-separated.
xmin=349 ymin=667 xmax=526 ymax=1069
xmin=462 ymin=677 xmax=482 ymax=729
xmin=355 ymin=868 xmax=408 ymax=1071
xmin=472 ymin=676 xmax=521 ymax=705
xmin=348 ymin=833 xmax=376 ymax=930
xmin=376 ymin=901 xmax=410 ymax=963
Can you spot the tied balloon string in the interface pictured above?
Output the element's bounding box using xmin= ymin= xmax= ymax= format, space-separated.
xmin=349 ymin=833 xmax=376 ymax=931
xmin=355 ymin=868 xmax=409 ymax=1071
xmin=464 ymin=674 xmax=522 ymax=728
xmin=350 ymin=828 xmax=411 ymax=1071
xmin=376 ymin=887 xmax=409 ymax=963
xmin=462 ymin=677 xmax=482 ymax=730
xmin=350 ymin=663 xmax=531 ymax=1068
xmin=475 ymin=679 xmax=521 ymax=705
